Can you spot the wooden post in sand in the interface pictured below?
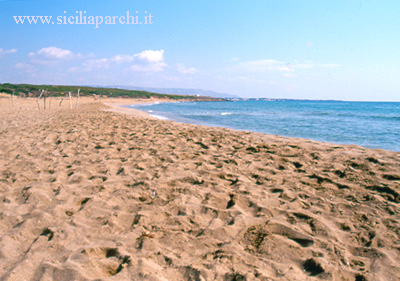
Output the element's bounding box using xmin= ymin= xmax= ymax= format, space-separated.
xmin=11 ymin=90 xmax=15 ymax=107
xmin=75 ymin=89 xmax=80 ymax=109
xmin=43 ymin=90 xmax=47 ymax=110
xmin=48 ymin=95 xmax=51 ymax=109
xmin=36 ymin=89 xmax=44 ymax=110
xmin=59 ymin=97 xmax=64 ymax=106
xmin=68 ymin=92 xmax=72 ymax=109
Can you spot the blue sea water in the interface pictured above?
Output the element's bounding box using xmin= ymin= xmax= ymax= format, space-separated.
xmin=127 ymin=100 xmax=400 ymax=152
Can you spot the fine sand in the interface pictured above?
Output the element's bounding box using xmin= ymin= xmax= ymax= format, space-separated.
xmin=0 ymin=97 xmax=399 ymax=280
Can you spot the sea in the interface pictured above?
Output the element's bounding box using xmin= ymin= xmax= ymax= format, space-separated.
xmin=126 ymin=100 xmax=400 ymax=152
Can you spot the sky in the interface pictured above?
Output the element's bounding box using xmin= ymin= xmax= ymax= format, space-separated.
xmin=0 ymin=0 xmax=399 ymax=101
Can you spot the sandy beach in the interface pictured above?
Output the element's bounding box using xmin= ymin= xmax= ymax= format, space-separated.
xmin=1 ymin=96 xmax=399 ymax=280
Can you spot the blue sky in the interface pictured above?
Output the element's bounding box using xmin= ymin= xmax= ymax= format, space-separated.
xmin=0 ymin=0 xmax=399 ymax=101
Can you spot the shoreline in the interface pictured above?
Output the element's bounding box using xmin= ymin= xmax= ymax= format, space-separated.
xmin=107 ymin=100 xmax=400 ymax=153
xmin=1 ymin=98 xmax=399 ymax=280
xmin=103 ymin=101 xmax=156 ymax=119
xmin=104 ymin=98 xmax=190 ymax=120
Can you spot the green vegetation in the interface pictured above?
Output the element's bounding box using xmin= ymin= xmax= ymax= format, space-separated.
xmin=0 ymin=83 xmax=218 ymax=100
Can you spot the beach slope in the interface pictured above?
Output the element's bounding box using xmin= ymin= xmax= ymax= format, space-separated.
xmin=1 ymin=98 xmax=399 ymax=280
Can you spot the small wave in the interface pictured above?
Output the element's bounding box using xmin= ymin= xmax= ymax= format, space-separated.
xmin=148 ymin=110 xmax=153 ymax=113
xmin=150 ymin=114 xmax=168 ymax=120
xmin=129 ymin=102 xmax=161 ymax=107
xmin=221 ymin=112 xmax=233 ymax=115
xmin=369 ymin=115 xmax=400 ymax=121
xmin=303 ymin=112 xmax=331 ymax=116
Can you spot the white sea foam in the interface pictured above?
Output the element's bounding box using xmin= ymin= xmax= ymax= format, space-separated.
xmin=221 ymin=112 xmax=233 ymax=115
xmin=151 ymin=114 xmax=168 ymax=120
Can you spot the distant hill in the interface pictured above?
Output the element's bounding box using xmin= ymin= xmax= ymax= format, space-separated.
xmin=0 ymin=83 xmax=222 ymax=101
xmin=105 ymin=86 xmax=240 ymax=99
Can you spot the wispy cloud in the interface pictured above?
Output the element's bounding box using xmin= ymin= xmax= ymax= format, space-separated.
xmin=28 ymin=46 xmax=75 ymax=65
xmin=111 ymin=54 xmax=135 ymax=63
xmin=321 ymin=63 xmax=341 ymax=68
xmin=135 ymin=50 xmax=164 ymax=63
xmin=77 ymin=49 xmax=167 ymax=72
xmin=36 ymin=46 xmax=73 ymax=59
xmin=232 ymin=59 xmax=283 ymax=72
xmin=129 ymin=62 xmax=166 ymax=72
xmin=177 ymin=63 xmax=197 ymax=74
xmin=111 ymin=50 xmax=165 ymax=63
xmin=82 ymin=58 xmax=110 ymax=70
xmin=282 ymin=73 xmax=296 ymax=78
xmin=15 ymin=62 xmax=30 ymax=68
xmin=0 ymin=48 xmax=17 ymax=57
xmin=231 ymin=59 xmax=340 ymax=76
xmin=130 ymin=50 xmax=166 ymax=72
xmin=14 ymin=62 xmax=36 ymax=74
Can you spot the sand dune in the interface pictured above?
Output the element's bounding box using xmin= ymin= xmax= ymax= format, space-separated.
xmin=0 ymin=97 xmax=399 ymax=280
